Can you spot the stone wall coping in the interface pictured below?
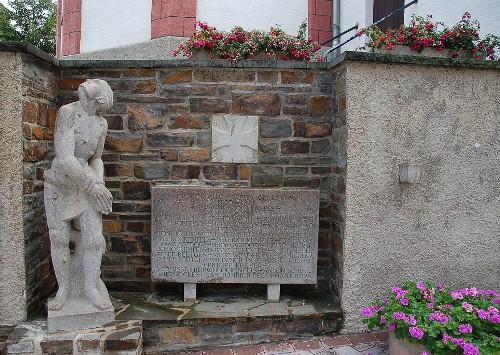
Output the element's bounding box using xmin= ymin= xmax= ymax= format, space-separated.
xmin=0 ymin=41 xmax=58 ymax=66
xmin=2 ymin=41 xmax=499 ymax=71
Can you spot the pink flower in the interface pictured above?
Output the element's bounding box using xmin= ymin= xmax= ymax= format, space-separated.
xmin=451 ymin=290 xmax=464 ymax=300
xmin=452 ymin=337 xmax=465 ymax=348
xmin=361 ymin=307 xmax=375 ymax=318
xmin=409 ymin=327 xmax=424 ymax=340
xmin=400 ymin=298 xmax=409 ymax=307
xmin=427 ymin=303 xmax=434 ymax=309
xmin=392 ymin=312 xmax=408 ymax=322
xmin=380 ymin=316 xmax=386 ymax=324
xmin=406 ymin=315 xmax=417 ymax=326
xmin=388 ymin=323 xmax=396 ymax=332
xmin=442 ymin=333 xmax=452 ymax=344
xmin=462 ymin=343 xmax=479 ymax=355
xmin=429 ymin=311 xmax=449 ymax=324
xmin=477 ymin=309 xmax=489 ymax=320
xmin=416 ymin=281 xmax=426 ymax=291
xmin=462 ymin=302 xmax=474 ymax=312
xmin=490 ymin=314 xmax=500 ymax=324
xmin=458 ymin=324 xmax=472 ymax=334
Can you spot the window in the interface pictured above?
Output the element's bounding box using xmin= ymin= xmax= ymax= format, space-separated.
xmin=373 ymin=0 xmax=404 ymax=30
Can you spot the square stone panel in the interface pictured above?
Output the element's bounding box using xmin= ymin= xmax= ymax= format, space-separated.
xmin=212 ymin=115 xmax=259 ymax=163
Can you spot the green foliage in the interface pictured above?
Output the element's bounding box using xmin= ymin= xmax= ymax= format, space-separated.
xmin=0 ymin=0 xmax=57 ymax=54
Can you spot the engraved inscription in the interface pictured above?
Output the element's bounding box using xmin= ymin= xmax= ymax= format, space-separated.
xmin=151 ymin=187 xmax=319 ymax=284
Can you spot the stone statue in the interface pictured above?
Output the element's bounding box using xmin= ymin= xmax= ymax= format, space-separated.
xmin=44 ymin=79 xmax=114 ymax=332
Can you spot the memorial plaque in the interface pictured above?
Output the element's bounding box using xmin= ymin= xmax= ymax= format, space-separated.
xmin=151 ymin=186 xmax=319 ymax=285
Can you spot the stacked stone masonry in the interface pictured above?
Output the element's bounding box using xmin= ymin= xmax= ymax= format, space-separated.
xmin=57 ymin=66 xmax=345 ymax=294
xmin=21 ymin=53 xmax=58 ymax=316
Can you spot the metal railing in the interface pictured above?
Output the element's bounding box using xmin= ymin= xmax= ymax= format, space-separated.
xmin=323 ymin=0 xmax=418 ymax=59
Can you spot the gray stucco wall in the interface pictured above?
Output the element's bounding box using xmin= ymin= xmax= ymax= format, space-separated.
xmin=0 ymin=51 xmax=26 ymax=325
xmin=341 ymin=61 xmax=500 ymax=332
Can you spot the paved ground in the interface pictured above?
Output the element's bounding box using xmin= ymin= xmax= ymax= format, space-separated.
xmin=179 ymin=332 xmax=389 ymax=355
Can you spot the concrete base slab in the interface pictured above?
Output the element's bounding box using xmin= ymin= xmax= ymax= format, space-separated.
xmin=47 ymin=297 xmax=114 ymax=333
xmin=6 ymin=320 xmax=142 ymax=355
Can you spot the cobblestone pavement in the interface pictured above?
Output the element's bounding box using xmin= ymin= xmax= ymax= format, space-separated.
xmin=180 ymin=332 xmax=389 ymax=355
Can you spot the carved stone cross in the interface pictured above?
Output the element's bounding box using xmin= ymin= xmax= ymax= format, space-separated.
xmin=211 ymin=115 xmax=259 ymax=163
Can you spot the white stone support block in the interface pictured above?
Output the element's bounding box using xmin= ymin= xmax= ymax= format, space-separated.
xmin=184 ymin=283 xmax=197 ymax=303
xmin=267 ymin=284 xmax=280 ymax=302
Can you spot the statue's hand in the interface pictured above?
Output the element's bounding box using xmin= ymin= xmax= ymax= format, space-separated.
xmin=89 ymin=183 xmax=113 ymax=214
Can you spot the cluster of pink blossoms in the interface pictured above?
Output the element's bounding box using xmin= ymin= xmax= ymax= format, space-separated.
xmin=443 ymin=333 xmax=480 ymax=355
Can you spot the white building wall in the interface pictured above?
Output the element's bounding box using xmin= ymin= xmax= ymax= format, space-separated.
xmin=197 ymin=0 xmax=308 ymax=34
xmin=81 ymin=0 xmax=152 ymax=53
xmin=339 ymin=0 xmax=500 ymax=53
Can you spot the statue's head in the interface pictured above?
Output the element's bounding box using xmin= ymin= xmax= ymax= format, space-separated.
xmin=78 ymin=79 xmax=113 ymax=114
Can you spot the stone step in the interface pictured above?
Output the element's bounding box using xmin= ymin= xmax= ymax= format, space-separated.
xmin=111 ymin=291 xmax=342 ymax=353
xmin=5 ymin=320 xmax=142 ymax=355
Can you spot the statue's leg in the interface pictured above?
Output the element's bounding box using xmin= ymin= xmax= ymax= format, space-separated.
xmin=81 ymin=207 xmax=111 ymax=310
xmin=48 ymin=221 xmax=71 ymax=311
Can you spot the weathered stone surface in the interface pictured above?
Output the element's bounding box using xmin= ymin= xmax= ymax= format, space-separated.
xmin=128 ymin=104 xmax=166 ymax=130
xmin=260 ymin=119 xmax=292 ymax=138
xmin=132 ymin=80 xmax=156 ymax=94
xmin=44 ymin=79 xmax=115 ymax=332
xmin=194 ymin=69 xmax=255 ymax=83
xmin=257 ymin=71 xmax=279 ymax=83
xmin=146 ymin=133 xmax=194 ymax=148
xmin=161 ymin=70 xmax=193 ymax=84
xmin=134 ymin=164 xmax=169 ymax=180
xmin=169 ymin=115 xmax=209 ymax=130
xmin=105 ymin=132 xmax=143 ymax=153
xmin=281 ymin=141 xmax=310 ymax=154
xmin=309 ymin=96 xmax=331 ymax=116
xmin=294 ymin=122 xmax=332 ymax=138
xmin=151 ymin=186 xmax=319 ymax=284
xmin=281 ymin=71 xmax=314 ymax=85
xmin=232 ymin=93 xmax=281 ymax=116
xmin=190 ymin=98 xmax=230 ymax=113
xmin=171 ymin=165 xmax=200 ymax=180
xmin=6 ymin=321 xmax=142 ymax=355
xmin=212 ymin=115 xmax=258 ymax=163
xmin=202 ymin=165 xmax=237 ymax=180
xmin=311 ymin=140 xmax=331 ymax=153
xmin=179 ymin=148 xmax=210 ymax=162
xmin=123 ymin=181 xmax=151 ymax=200
xmin=251 ymin=166 xmax=283 ymax=187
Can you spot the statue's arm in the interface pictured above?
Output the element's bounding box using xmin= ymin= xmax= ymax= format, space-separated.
xmin=52 ymin=106 xmax=99 ymax=193
xmin=89 ymin=118 xmax=107 ymax=184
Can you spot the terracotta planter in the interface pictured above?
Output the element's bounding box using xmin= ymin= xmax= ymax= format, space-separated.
xmin=372 ymin=45 xmax=472 ymax=59
xmin=389 ymin=333 xmax=429 ymax=355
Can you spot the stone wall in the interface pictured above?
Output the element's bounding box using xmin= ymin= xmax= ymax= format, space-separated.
xmin=58 ymin=63 xmax=341 ymax=293
xmin=341 ymin=59 xmax=500 ymax=332
xmin=21 ymin=53 xmax=58 ymax=316
xmin=0 ymin=51 xmax=26 ymax=326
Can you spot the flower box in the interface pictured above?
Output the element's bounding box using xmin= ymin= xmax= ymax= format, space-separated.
xmin=359 ymin=13 xmax=499 ymax=61
xmin=389 ymin=333 xmax=429 ymax=355
xmin=372 ymin=45 xmax=473 ymax=59
xmin=174 ymin=22 xmax=321 ymax=61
